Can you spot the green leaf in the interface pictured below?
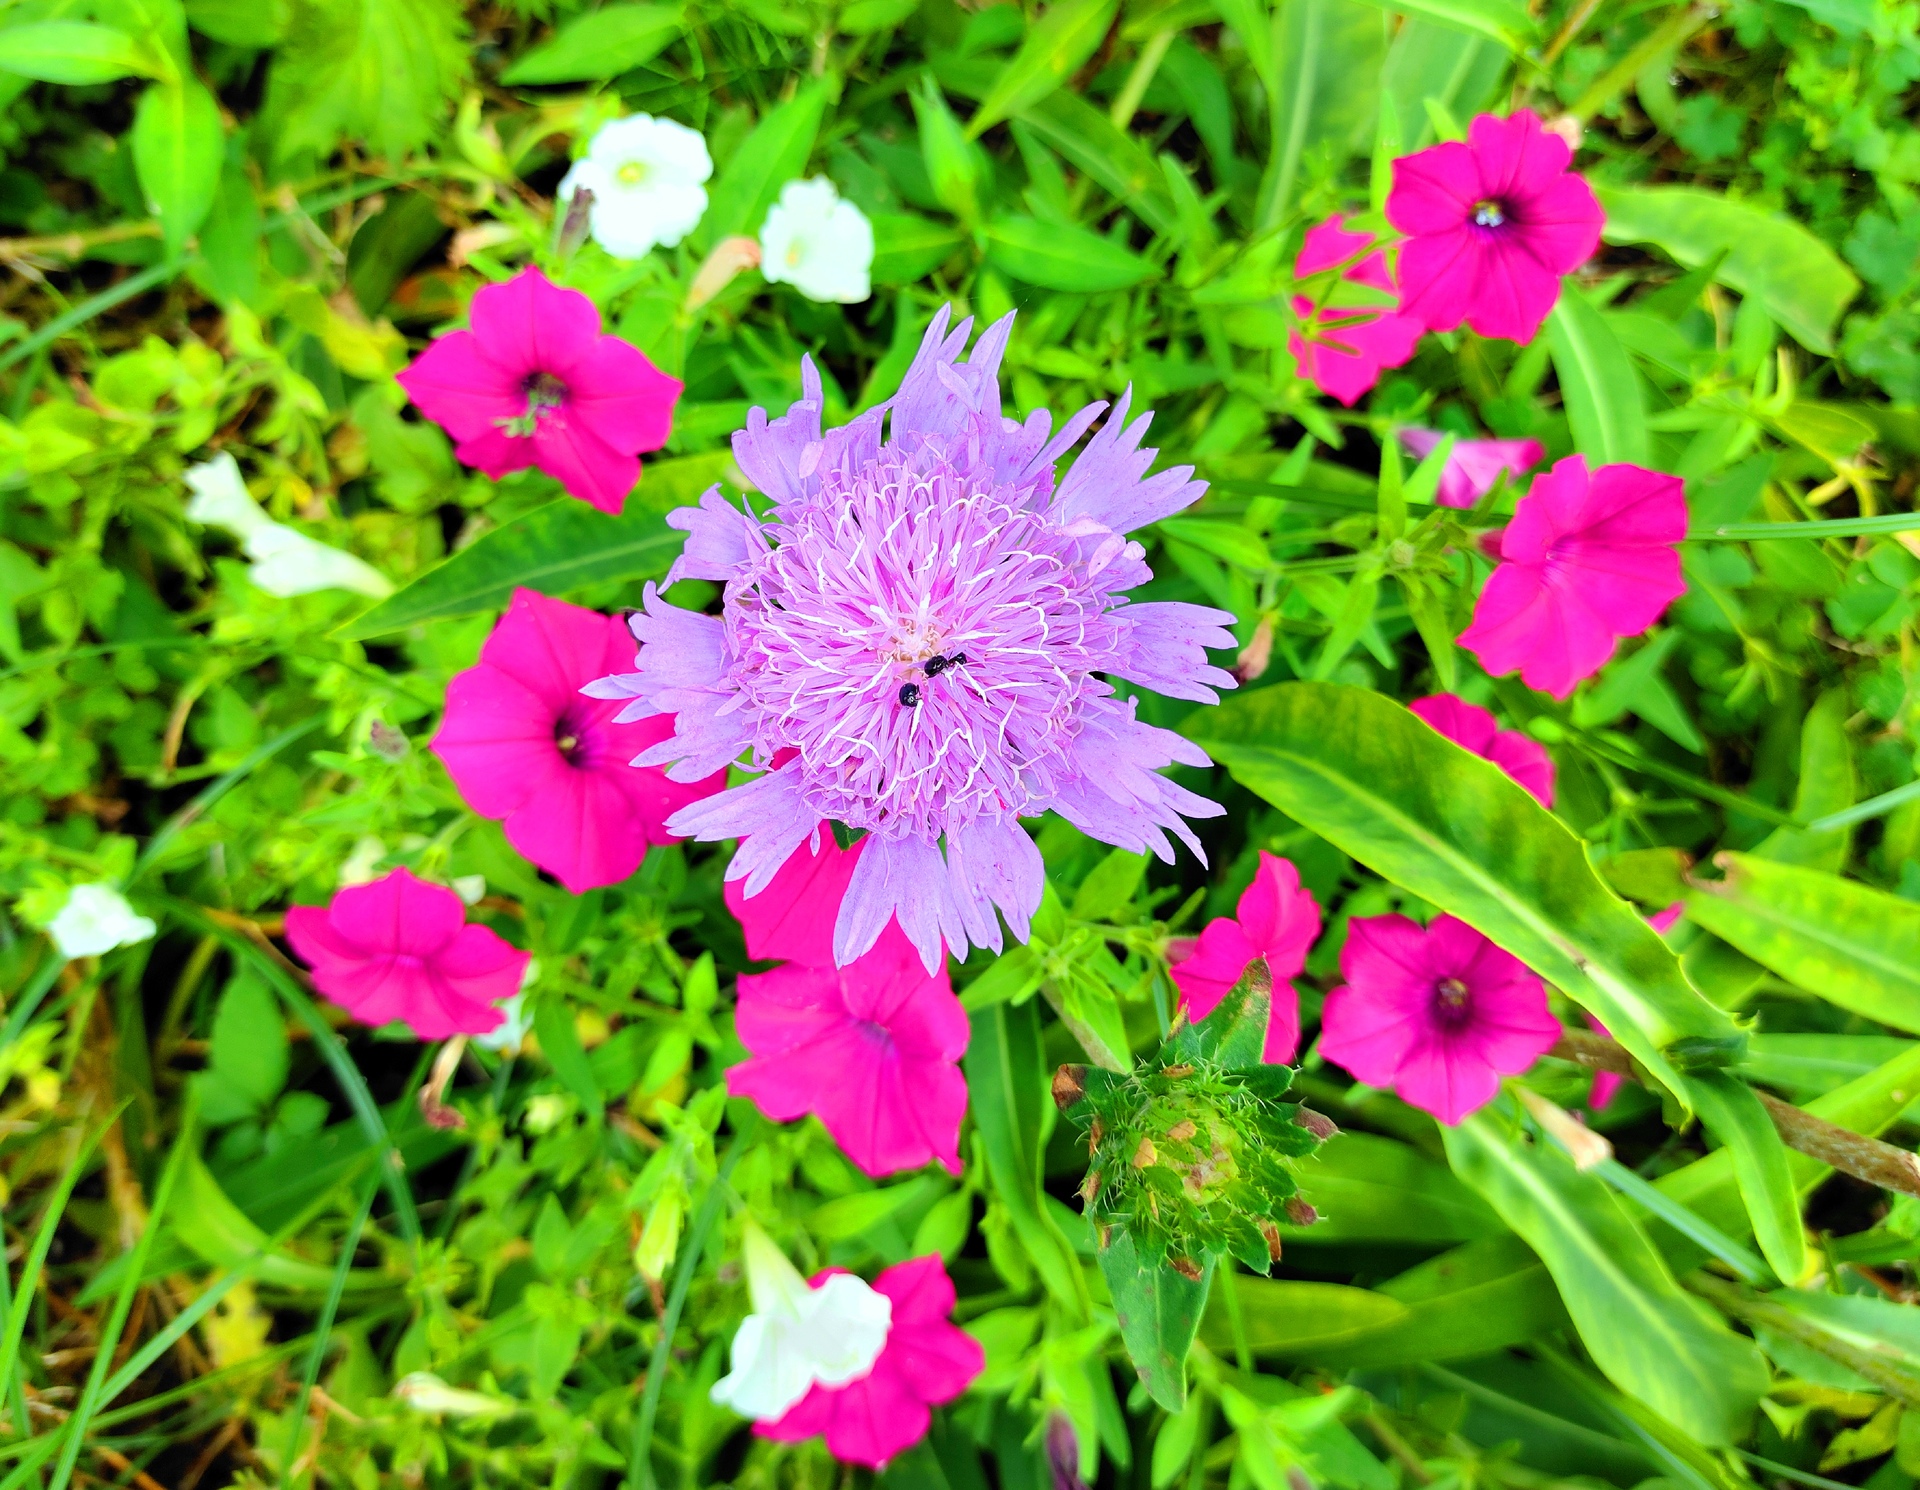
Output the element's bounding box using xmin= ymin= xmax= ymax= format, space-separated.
xmin=1257 ymin=0 xmax=1388 ymax=229
xmin=967 ymin=0 xmax=1119 ymax=138
xmin=1167 ymin=961 xmax=1272 ymax=1069
xmin=499 ymin=4 xmax=684 ymax=83
xmin=533 ymin=999 xmax=605 ymax=1120
xmin=1155 ymin=517 xmax=1270 ymax=571
xmin=202 ymin=971 xmax=288 ymax=1119
xmin=700 ymin=81 xmax=828 ymax=245
xmin=1345 ymin=0 xmax=1533 ymax=48
xmin=131 ymin=78 xmax=224 ymax=256
xmin=964 ymin=1002 xmax=1086 ymax=1311
xmin=913 ymin=76 xmax=983 ymax=227
xmin=1287 ymin=1131 xmax=1503 ymax=1244
xmin=1751 ymin=686 xmax=1855 ymax=871
xmin=1546 ymin=294 xmax=1650 ymax=466
xmin=1315 ymin=1235 xmax=1567 ymax=1368
xmin=839 ymin=0 xmax=919 ymax=33
xmin=174 ymin=1151 xmax=386 ymax=1292
xmin=1099 ymin=1227 xmax=1211 ymax=1412
xmin=1595 ymin=184 xmax=1861 ymax=354
xmin=261 ymin=0 xmax=469 ymax=166
xmin=338 ymin=497 xmax=684 ymax=640
xmin=1685 ymin=853 xmax=1920 ymax=1034
xmin=186 ymin=0 xmax=288 ymax=48
xmin=1186 ymin=682 xmax=1742 ymax=1093
xmin=0 ymin=21 xmax=157 ymax=83
xmin=1445 ymin=1112 xmax=1768 ymax=1445
xmin=984 ymin=214 xmax=1157 ymax=291
xmin=1200 ymin=1277 xmax=1409 ymax=1357
xmin=1682 ymin=1071 xmax=1808 ymax=1285
xmin=870 ymin=211 xmax=967 ymax=286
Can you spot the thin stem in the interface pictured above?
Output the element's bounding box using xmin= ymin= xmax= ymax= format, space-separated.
xmin=1808 ymin=777 xmax=1920 ymax=833
xmin=281 ymin=1169 xmax=380 ymax=1483
xmin=1539 ymin=0 xmax=1605 ymax=65
xmin=0 ymin=257 xmax=192 ymax=375
xmin=1694 ymin=512 xmax=1920 ymax=540
xmin=1110 ymin=28 xmax=1175 ymax=130
xmin=629 ymin=1140 xmax=741 ymax=1490
xmin=1568 ymin=3 xmax=1720 ymax=123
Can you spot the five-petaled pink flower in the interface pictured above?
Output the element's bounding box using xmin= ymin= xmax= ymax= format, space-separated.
xmin=1168 ymin=852 xmax=1320 ymax=1063
xmin=1387 ymin=110 xmax=1605 ymax=344
xmin=433 ymin=589 xmax=724 ymax=895
xmin=725 ymin=833 xmax=970 ymax=1176
xmin=1397 ymin=427 xmax=1545 ymax=509
xmin=285 ymin=868 xmax=528 ymax=1039
xmin=1319 ymin=913 xmax=1560 ymax=1125
xmin=757 ymin=1255 xmax=984 ymax=1468
xmin=1409 ymin=694 xmax=1555 ymax=807
xmin=396 ymin=267 xmax=682 ymax=514
xmin=1289 ymin=216 xmax=1424 ymax=407
xmin=1458 ymin=456 xmax=1688 ymax=699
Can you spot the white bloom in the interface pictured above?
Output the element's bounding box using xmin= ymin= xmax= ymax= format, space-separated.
xmin=758 ymin=178 xmax=874 ymax=305
xmin=393 ymin=1372 xmax=516 ymax=1419
xmin=709 ymin=1221 xmax=891 ymax=1421
xmin=559 ymin=115 xmax=712 ymax=259
xmin=184 ymin=453 xmax=273 ymax=540
xmin=473 ymin=989 xmax=534 ymax=1054
xmin=185 ymin=454 xmax=392 ymax=599
xmin=48 ymin=884 xmax=156 ymax=960
xmin=242 ymin=523 xmax=393 ymax=599
xmin=339 ymin=836 xmax=387 ymax=886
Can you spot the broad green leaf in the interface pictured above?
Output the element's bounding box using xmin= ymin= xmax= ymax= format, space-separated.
xmin=1099 ymin=1227 xmax=1210 ymax=1411
xmin=870 ymin=212 xmax=967 ymax=285
xmin=985 ymin=214 xmax=1157 ymax=291
xmin=1156 ymin=517 xmax=1270 ymax=570
xmin=186 ymin=0 xmax=287 ymax=47
xmin=1212 ymin=0 xmax=1273 ymax=82
xmin=132 ymin=78 xmax=224 ymax=255
xmin=1186 ymin=683 xmax=1743 ymax=1093
xmin=964 ymin=1002 xmax=1085 ymax=1312
xmin=1200 ymin=1277 xmax=1408 ymax=1356
xmin=1258 ymin=0 xmax=1387 ymax=230
xmin=175 ymin=1151 xmax=388 ymax=1292
xmin=338 ymin=496 xmax=685 ymax=639
xmin=1287 ymin=1131 xmax=1503 ymax=1244
xmin=533 ymin=998 xmax=605 ymax=1120
xmin=1445 ymin=1112 xmax=1768 ymax=1445
xmin=1684 ymin=854 xmax=1920 ymax=1034
xmin=498 ymin=4 xmax=684 ymax=84
xmin=1751 ymin=686 xmax=1854 ymax=871
xmin=198 ymin=971 xmax=288 ymax=1120
xmin=1595 ymin=184 xmax=1861 ymax=354
xmin=967 ymin=0 xmax=1118 ymax=137
xmin=1382 ymin=18 xmax=1506 ymax=149
xmin=1547 ymin=294 xmax=1650 ymax=466
xmin=1682 ymin=1071 xmax=1808 ymax=1284
xmin=0 ymin=20 xmax=156 ymax=82
xmin=700 ymin=81 xmax=827 ymax=244
xmin=1353 ymin=0 xmax=1531 ymax=46
xmin=839 ymin=0 xmax=919 ymax=33
xmin=914 ymin=76 xmax=983 ymax=227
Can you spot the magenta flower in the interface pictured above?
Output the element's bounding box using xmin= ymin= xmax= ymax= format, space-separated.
xmin=1289 ymin=216 xmax=1423 ymax=407
xmin=1386 ymin=110 xmax=1605 ymax=344
xmin=432 ymin=589 xmax=724 ymax=895
xmin=1397 ymin=427 xmax=1545 ymax=509
xmin=285 ymin=868 xmax=528 ymax=1039
xmin=1168 ymin=852 xmax=1320 ymax=1063
xmin=757 ymin=1256 xmax=984 ymax=1468
xmin=592 ymin=308 xmax=1233 ymax=973
xmin=1457 ymin=456 xmax=1688 ymax=699
xmin=1408 ymin=694 xmax=1555 ymax=807
xmin=396 ymin=267 xmax=682 ymax=515
xmin=724 ymin=835 xmax=970 ymax=1176
xmin=1319 ymin=913 xmax=1560 ymax=1125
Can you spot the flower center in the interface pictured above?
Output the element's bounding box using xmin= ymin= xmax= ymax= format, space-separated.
xmin=554 ymin=708 xmax=589 ymax=765
xmin=497 ymin=373 xmax=569 ymax=439
xmin=616 ymin=159 xmax=650 ymax=186
xmin=1473 ymin=200 xmax=1507 ymax=228
xmin=1434 ymin=976 xmax=1472 ymax=1027
xmin=724 ymin=452 xmax=1113 ymax=840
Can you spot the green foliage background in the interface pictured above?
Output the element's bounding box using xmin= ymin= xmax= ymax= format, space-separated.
xmin=4 ymin=0 xmax=1920 ymax=1485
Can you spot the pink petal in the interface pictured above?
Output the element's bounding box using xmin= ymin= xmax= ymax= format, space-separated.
xmin=821 ymin=1363 xmax=932 ymax=1467
xmin=1169 ymin=917 xmax=1258 ymax=1021
xmin=1295 ymin=215 xmax=1375 ymax=277
xmin=450 ymin=426 xmax=538 ymax=481
xmin=1318 ymin=982 xmax=1419 ymax=1086
xmin=466 ymin=267 xmax=602 ymax=380
xmin=1386 ymin=142 xmax=1479 ymax=237
xmin=394 ymin=331 xmax=524 ymax=445
xmin=531 ymin=409 xmax=640 ymax=514
xmin=726 ymin=829 xmax=860 ymax=966
xmin=565 ymin=337 xmax=683 ymax=457
xmin=327 ymin=868 xmax=465 ymax=959
xmin=432 ymin=664 xmax=566 ymax=818
xmin=1263 ymin=979 xmax=1302 ymax=1064
xmin=502 ymin=765 xmax=648 ymax=894
xmin=1388 ymin=1036 xmax=1504 ymax=1126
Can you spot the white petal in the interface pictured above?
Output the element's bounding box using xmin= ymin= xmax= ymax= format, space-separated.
xmin=242 ymin=525 xmax=393 ymax=598
xmin=184 ymin=453 xmax=272 ymax=539
xmin=47 ymin=884 xmax=156 ymax=959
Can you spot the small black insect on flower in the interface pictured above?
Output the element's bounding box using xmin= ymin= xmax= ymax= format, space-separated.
xmin=898 ymin=682 xmax=922 ymax=708
xmin=923 ymin=652 xmax=969 ymax=678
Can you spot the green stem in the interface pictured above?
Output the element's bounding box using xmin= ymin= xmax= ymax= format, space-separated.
xmin=281 ymin=1169 xmax=380 ymax=1484
xmin=0 ymin=257 xmax=193 ymax=375
xmin=630 ymin=1141 xmax=741 ymax=1490
xmin=1808 ymin=777 xmax=1920 ymax=833
xmin=1694 ymin=513 xmax=1920 ymax=540
xmin=1568 ymin=3 xmax=1719 ymax=123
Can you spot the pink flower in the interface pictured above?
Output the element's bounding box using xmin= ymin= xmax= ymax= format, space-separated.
xmin=1408 ymin=694 xmax=1555 ymax=807
xmin=757 ymin=1256 xmax=984 ymax=1468
xmin=1319 ymin=913 xmax=1561 ymax=1125
xmin=1590 ymin=907 xmax=1682 ymax=1109
xmin=1457 ymin=456 xmax=1688 ymax=699
xmin=1289 ymin=216 xmax=1424 ymax=406
xmin=1386 ymin=110 xmax=1605 ymax=344
xmin=432 ymin=589 xmax=724 ymax=895
xmin=1397 ymin=427 xmax=1545 ymax=509
xmin=725 ymin=834 xmax=970 ymax=1176
xmin=285 ymin=868 xmax=528 ymax=1039
xmin=396 ymin=267 xmax=682 ymax=514
xmin=1168 ymin=852 xmax=1320 ymax=1063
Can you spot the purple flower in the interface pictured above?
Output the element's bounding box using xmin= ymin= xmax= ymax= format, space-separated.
xmin=589 ymin=309 xmax=1232 ymax=971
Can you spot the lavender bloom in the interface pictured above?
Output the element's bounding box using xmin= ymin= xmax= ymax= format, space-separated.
xmin=587 ymin=308 xmax=1233 ymax=972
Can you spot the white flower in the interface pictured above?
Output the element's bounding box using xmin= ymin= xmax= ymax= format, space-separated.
xmin=48 ymin=884 xmax=156 ymax=960
xmin=559 ymin=115 xmax=712 ymax=259
xmin=185 ymin=454 xmax=393 ymax=600
xmin=709 ymin=1221 xmax=891 ymax=1421
xmin=473 ymin=989 xmax=534 ymax=1054
xmin=242 ymin=523 xmax=393 ymax=599
xmin=393 ymin=1372 xmax=517 ymax=1419
xmin=758 ymin=178 xmax=874 ymax=305
xmin=338 ymin=836 xmax=387 ymax=886
xmin=184 ymin=453 xmax=273 ymax=540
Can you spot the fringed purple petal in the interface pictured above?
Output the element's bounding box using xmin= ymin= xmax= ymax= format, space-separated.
xmin=671 ymin=769 xmax=817 ymax=894
xmin=665 ymin=485 xmax=764 ymax=585
xmin=1051 ymin=386 xmax=1207 ymax=534
xmin=1114 ymin=601 xmax=1240 ymax=704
